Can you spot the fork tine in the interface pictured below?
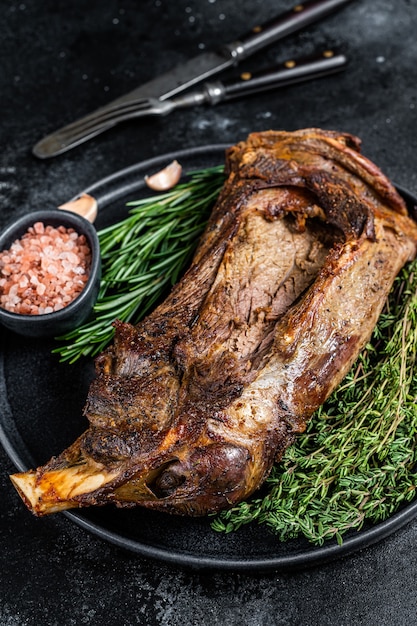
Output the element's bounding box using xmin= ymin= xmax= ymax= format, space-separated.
xmin=33 ymin=97 xmax=175 ymax=157
xmin=55 ymin=98 xmax=159 ymax=140
xmin=33 ymin=95 xmax=179 ymax=157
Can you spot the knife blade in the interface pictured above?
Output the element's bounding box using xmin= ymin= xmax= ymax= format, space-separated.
xmin=33 ymin=0 xmax=355 ymax=158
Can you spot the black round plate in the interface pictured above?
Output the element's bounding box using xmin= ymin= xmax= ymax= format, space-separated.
xmin=1 ymin=144 xmax=417 ymax=572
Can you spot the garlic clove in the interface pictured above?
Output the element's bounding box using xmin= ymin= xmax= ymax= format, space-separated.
xmin=58 ymin=193 xmax=98 ymax=223
xmin=145 ymin=160 xmax=182 ymax=191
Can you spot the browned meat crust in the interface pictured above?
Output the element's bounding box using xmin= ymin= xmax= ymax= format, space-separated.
xmin=11 ymin=129 xmax=417 ymax=517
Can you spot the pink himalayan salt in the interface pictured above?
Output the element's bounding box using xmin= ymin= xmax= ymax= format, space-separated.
xmin=0 ymin=221 xmax=92 ymax=315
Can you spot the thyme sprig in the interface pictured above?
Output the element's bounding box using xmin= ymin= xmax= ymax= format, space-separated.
xmin=53 ymin=165 xmax=225 ymax=362
xmin=211 ymin=262 xmax=417 ymax=545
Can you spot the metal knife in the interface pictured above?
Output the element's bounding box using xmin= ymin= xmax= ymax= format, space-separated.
xmin=33 ymin=0 xmax=355 ymax=158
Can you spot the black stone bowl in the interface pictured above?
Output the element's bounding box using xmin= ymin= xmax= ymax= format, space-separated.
xmin=0 ymin=209 xmax=101 ymax=338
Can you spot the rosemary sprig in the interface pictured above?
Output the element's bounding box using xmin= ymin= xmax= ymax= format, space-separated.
xmin=53 ymin=165 xmax=225 ymax=362
xmin=211 ymin=262 xmax=417 ymax=545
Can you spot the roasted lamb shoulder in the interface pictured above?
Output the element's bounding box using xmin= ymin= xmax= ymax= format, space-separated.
xmin=11 ymin=128 xmax=417 ymax=517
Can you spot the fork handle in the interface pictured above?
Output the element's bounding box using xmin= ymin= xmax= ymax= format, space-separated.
xmin=200 ymin=50 xmax=347 ymax=105
xmin=224 ymin=0 xmax=355 ymax=60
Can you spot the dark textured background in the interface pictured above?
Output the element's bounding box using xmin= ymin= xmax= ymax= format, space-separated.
xmin=1 ymin=0 xmax=417 ymax=624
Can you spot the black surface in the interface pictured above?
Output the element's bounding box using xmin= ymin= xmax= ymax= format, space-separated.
xmin=2 ymin=0 xmax=417 ymax=623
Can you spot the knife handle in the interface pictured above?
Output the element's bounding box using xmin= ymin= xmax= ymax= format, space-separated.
xmin=224 ymin=0 xmax=355 ymax=60
xmin=201 ymin=50 xmax=347 ymax=104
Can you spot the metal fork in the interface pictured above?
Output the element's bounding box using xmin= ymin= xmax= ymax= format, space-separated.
xmin=33 ymin=51 xmax=347 ymax=158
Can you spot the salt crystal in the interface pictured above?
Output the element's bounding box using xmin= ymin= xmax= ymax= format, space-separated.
xmin=33 ymin=222 xmax=45 ymax=234
xmin=67 ymin=251 xmax=80 ymax=264
xmin=45 ymin=245 xmax=57 ymax=258
xmin=47 ymin=263 xmax=59 ymax=276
